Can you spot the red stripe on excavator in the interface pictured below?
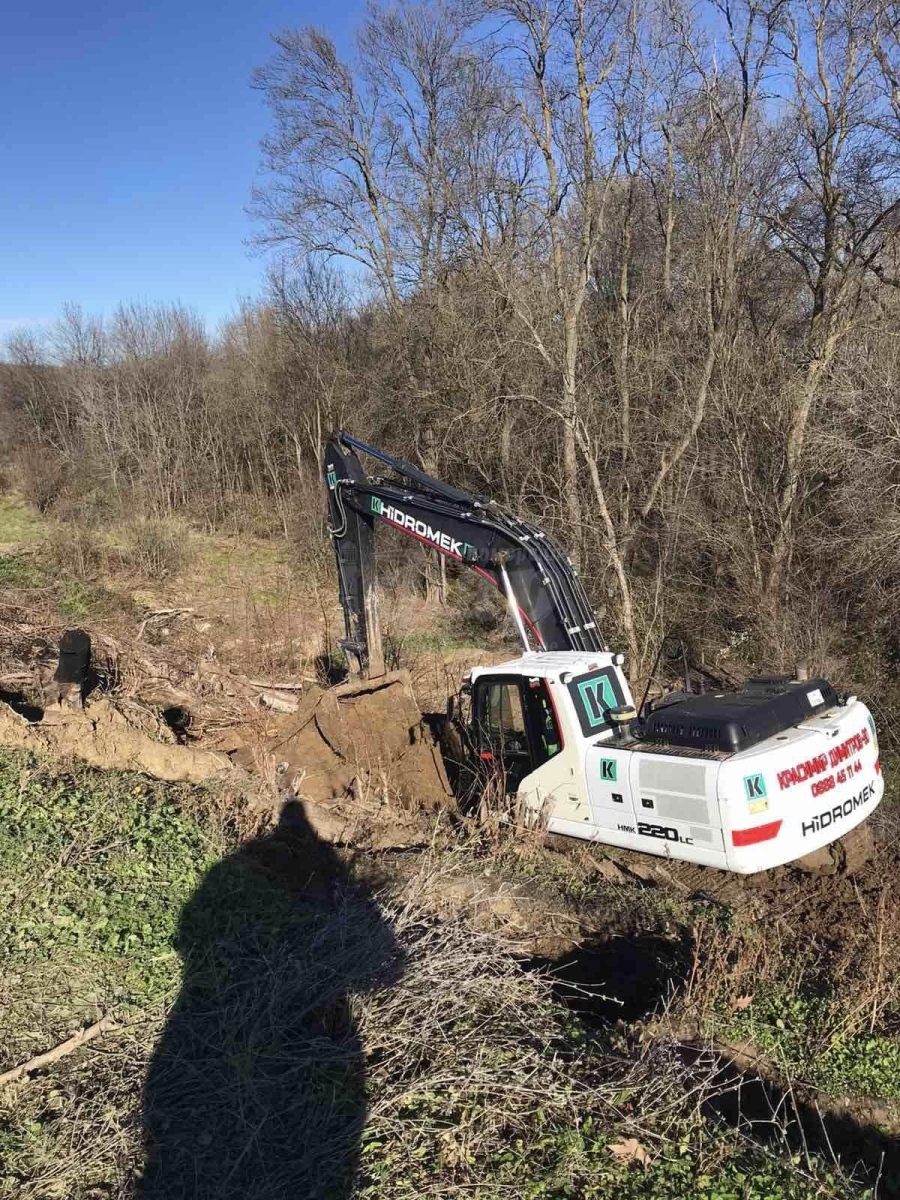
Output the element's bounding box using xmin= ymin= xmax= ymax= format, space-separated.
xmin=731 ymin=820 xmax=782 ymax=847
xmin=375 ymin=512 xmax=547 ymax=649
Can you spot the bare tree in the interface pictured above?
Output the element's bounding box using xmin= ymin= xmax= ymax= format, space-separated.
xmin=7 ymin=0 xmax=900 ymax=679
xmin=763 ymin=0 xmax=900 ymax=603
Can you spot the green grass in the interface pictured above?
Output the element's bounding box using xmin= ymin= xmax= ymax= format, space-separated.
xmin=0 ymin=554 xmax=46 ymax=588
xmin=249 ymin=585 xmax=291 ymax=611
xmin=194 ymin=535 xmax=284 ymax=586
xmin=358 ymin=1112 xmax=858 ymax=1199
xmin=403 ymin=630 xmax=485 ymax=653
xmin=56 ymin=578 xmax=118 ymax=620
xmin=0 ymin=752 xmax=225 ymax=1022
xmin=0 ymin=496 xmax=44 ymax=545
xmin=722 ymin=984 xmax=900 ymax=1103
xmin=0 ymin=544 xmax=127 ymax=621
xmin=0 ymin=556 xmax=121 ymax=617
xmin=0 ymin=753 xmax=231 ymax=1197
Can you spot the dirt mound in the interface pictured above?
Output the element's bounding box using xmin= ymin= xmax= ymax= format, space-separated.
xmin=0 ymin=698 xmax=234 ymax=784
xmin=0 ymin=645 xmax=453 ymax=852
xmin=217 ymin=671 xmax=452 ymax=812
xmin=0 ymin=611 xmax=453 ymax=824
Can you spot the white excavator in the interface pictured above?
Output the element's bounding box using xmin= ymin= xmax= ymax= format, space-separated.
xmin=324 ymin=432 xmax=883 ymax=874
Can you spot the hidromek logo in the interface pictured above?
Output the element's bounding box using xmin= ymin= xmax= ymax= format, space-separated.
xmin=801 ymin=782 xmax=876 ymax=837
xmin=371 ymin=497 xmax=475 ymax=560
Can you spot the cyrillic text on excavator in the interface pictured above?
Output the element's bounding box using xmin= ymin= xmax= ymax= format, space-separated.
xmin=777 ymin=727 xmax=870 ymax=791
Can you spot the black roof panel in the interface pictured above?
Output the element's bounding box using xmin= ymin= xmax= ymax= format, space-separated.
xmin=640 ymin=678 xmax=838 ymax=754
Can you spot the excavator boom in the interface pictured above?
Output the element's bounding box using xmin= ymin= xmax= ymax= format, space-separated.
xmin=324 ymin=432 xmax=605 ymax=674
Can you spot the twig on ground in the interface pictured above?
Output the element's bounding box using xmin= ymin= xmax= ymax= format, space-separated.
xmin=258 ymin=691 xmax=301 ymax=713
xmin=243 ymin=676 xmax=315 ymax=690
xmin=0 ymin=1017 xmax=119 ymax=1088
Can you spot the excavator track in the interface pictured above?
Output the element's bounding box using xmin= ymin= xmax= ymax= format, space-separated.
xmin=547 ymin=822 xmax=877 ymax=916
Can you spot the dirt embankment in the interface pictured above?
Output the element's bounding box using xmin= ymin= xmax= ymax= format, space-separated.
xmin=0 ymin=698 xmax=233 ymax=784
xmin=0 ymin=651 xmax=454 ymax=851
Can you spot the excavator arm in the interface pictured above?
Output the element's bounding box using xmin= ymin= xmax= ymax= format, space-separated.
xmin=324 ymin=432 xmax=605 ymax=675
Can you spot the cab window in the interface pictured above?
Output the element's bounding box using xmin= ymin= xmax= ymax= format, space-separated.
xmin=482 ymin=681 xmax=528 ymax=756
xmin=523 ymin=677 xmax=563 ymax=765
xmin=473 ymin=676 xmax=562 ymax=794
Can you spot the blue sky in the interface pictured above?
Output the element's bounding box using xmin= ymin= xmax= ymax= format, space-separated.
xmin=1 ymin=1 xmax=364 ymax=337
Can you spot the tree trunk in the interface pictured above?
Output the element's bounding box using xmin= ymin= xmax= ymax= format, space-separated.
xmin=424 ymin=552 xmax=447 ymax=605
xmin=575 ymin=426 xmax=641 ymax=671
xmin=562 ymin=316 xmax=583 ymax=566
xmin=765 ymin=335 xmax=840 ymax=605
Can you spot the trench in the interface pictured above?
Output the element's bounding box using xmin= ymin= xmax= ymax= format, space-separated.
xmin=678 ymin=1042 xmax=900 ymax=1195
xmin=527 ymin=930 xmax=900 ymax=1193
xmin=524 ymin=931 xmax=693 ymax=1024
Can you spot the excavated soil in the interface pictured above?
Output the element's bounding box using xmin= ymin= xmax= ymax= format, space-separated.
xmin=213 ymin=671 xmax=452 ymax=812
xmin=0 ymin=668 xmax=454 ymax=852
xmin=546 ymin=812 xmax=889 ymax=926
xmin=0 ymin=697 xmax=234 ymax=784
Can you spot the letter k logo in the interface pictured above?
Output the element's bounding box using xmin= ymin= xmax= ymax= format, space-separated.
xmin=744 ymin=773 xmax=766 ymax=801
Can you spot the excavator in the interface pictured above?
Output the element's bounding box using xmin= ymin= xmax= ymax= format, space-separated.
xmin=324 ymin=432 xmax=883 ymax=874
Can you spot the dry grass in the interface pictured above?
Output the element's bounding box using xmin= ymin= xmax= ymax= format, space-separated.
xmin=4 ymin=891 xmax=856 ymax=1200
xmin=121 ymin=518 xmax=195 ymax=579
xmin=0 ymin=743 xmax=872 ymax=1200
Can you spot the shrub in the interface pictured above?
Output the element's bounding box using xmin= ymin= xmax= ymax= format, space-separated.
xmin=43 ymin=522 xmax=106 ymax=581
xmin=124 ymin=518 xmax=195 ymax=578
xmin=13 ymin=447 xmax=70 ymax=514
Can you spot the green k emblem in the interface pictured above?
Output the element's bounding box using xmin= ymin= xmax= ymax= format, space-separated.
xmin=576 ymin=676 xmax=617 ymax=728
xmin=600 ymin=758 xmax=617 ymax=783
xmin=744 ymin=773 xmax=766 ymax=801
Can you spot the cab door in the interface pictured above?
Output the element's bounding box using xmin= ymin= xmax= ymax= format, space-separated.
xmin=471 ymin=675 xmax=564 ymax=798
xmin=471 ymin=675 xmax=532 ymax=793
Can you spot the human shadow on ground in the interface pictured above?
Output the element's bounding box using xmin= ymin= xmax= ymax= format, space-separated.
xmin=140 ymin=801 xmax=400 ymax=1200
